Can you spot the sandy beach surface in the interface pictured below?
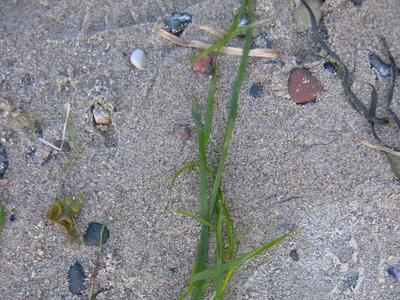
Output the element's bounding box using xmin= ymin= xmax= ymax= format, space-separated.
xmin=0 ymin=0 xmax=400 ymax=299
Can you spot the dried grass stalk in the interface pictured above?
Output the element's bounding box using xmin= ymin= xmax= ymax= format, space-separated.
xmin=153 ymin=28 xmax=279 ymax=59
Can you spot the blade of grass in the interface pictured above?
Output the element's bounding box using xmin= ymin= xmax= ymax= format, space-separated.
xmin=191 ymin=99 xmax=211 ymax=299
xmin=219 ymin=191 xmax=236 ymax=261
xmin=170 ymin=161 xmax=199 ymax=190
xmin=191 ymin=0 xmax=249 ymax=63
xmin=176 ymin=209 xmax=216 ymax=231
xmin=214 ymin=203 xmax=224 ymax=299
xmin=208 ymin=0 xmax=254 ymax=219
xmin=190 ymin=230 xmax=292 ymax=283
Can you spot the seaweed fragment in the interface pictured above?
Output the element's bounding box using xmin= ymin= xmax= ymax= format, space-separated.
xmin=46 ymin=193 xmax=83 ymax=243
xmin=300 ymin=0 xmax=387 ymax=125
xmin=0 ymin=202 xmax=6 ymax=236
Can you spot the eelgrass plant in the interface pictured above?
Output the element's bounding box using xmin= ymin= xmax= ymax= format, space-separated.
xmin=171 ymin=1 xmax=292 ymax=299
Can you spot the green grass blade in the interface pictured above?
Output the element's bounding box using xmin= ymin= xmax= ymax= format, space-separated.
xmin=176 ymin=209 xmax=216 ymax=231
xmin=190 ymin=230 xmax=292 ymax=283
xmin=220 ymin=191 xmax=236 ymax=261
xmin=208 ymin=0 xmax=254 ymax=218
xmin=170 ymin=161 xmax=199 ymax=190
xmin=0 ymin=202 xmax=6 ymax=236
xmin=215 ymin=203 xmax=224 ymax=299
xmin=191 ymin=0 xmax=249 ymax=63
xmin=191 ymin=99 xmax=211 ymax=299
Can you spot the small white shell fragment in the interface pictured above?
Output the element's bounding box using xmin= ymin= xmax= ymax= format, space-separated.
xmin=130 ymin=48 xmax=146 ymax=70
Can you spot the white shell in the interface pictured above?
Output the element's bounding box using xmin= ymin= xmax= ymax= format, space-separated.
xmin=130 ymin=48 xmax=146 ymax=70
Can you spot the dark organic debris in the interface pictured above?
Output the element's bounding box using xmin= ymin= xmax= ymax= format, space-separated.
xmin=288 ymin=68 xmax=324 ymax=104
xmin=350 ymin=0 xmax=363 ymax=6
xmin=84 ymin=222 xmax=109 ymax=246
xmin=41 ymin=151 xmax=54 ymax=166
xmin=387 ymin=265 xmax=400 ymax=282
xmin=174 ymin=124 xmax=191 ymax=141
xmin=0 ymin=143 xmax=9 ymax=179
xmin=289 ymin=249 xmax=299 ymax=261
xmin=0 ymin=202 xmax=5 ymax=236
xmin=68 ymin=261 xmax=85 ymax=295
xmin=345 ymin=274 xmax=359 ymax=290
xmin=54 ymin=140 xmax=72 ymax=152
xmin=192 ymin=55 xmax=213 ymax=75
xmin=323 ymin=62 xmax=337 ymax=74
xmin=369 ymin=53 xmax=391 ymax=78
xmin=249 ymin=83 xmax=263 ymax=98
xmin=163 ymin=12 xmax=192 ymax=37
xmin=9 ymin=214 xmax=16 ymax=222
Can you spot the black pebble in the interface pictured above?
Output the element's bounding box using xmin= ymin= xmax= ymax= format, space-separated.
xmin=0 ymin=143 xmax=9 ymax=179
xmin=68 ymin=261 xmax=85 ymax=295
xmin=26 ymin=147 xmax=36 ymax=159
xmin=9 ymin=214 xmax=16 ymax=222
xmin=387 ymin=266 xmax=400 ymax=282
xmin=351 ymin=0 xmax=363 ymax=6
xmin=345 ymin=274 xmax=359 ymax=290
xmin=163 ymin=12 xmax=192 ymax=37
xmin=84 ymin=222 xmax=109 ymax=246
xmin=169 ymin=267 xmax=177 ymax=274
xmin=289 ymin=249 xmax=299 ymax=261
xmin=249 ymin=83 xmax=263 ymax=98
xmin=323 ymin=62 xmax=337 ymax=74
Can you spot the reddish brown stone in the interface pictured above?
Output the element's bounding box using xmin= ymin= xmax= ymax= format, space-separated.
xmin=288 ymin=68 xmax=324 ymax=104
xmin=192 ymin=55 xmax=212 ymax=75
xmin=54 ymin=140 xmax=72 ymax=152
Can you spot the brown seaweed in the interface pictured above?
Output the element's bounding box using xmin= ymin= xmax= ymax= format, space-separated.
xmin=46 ymin=193 xmax=83 ymax=243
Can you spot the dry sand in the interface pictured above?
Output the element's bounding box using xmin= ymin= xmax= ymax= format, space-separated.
xmin=0 ymin=0 xmax=400 ymax=299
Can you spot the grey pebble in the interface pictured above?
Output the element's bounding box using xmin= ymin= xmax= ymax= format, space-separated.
xmin=345 ymin=274 xmax=359 ymax=290
xmin=351 ymin=0 xmax=363 ymax=6
xmin=84 ymin=222 xmax=109 ymax=246
xmin=68 ymin=261 xmax=85 ymax=295
xmin=163 ymin=12 xmax=192 ymax=37
xmin=174 ymin=124 xmax=191 ymax=141
xmin=289 ymin=249 xmax=300 ymax=261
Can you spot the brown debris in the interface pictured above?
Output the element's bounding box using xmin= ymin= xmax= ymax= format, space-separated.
xmin=192 ymin=55 xmax=213 ymax=75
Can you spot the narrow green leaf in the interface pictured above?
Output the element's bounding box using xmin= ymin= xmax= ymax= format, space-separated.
xmin=191 ymin=0 xmax=249 ymax=63
xmin=190 ymin=230 xmax=292 ymax=283
xmin=208 ymin=0 xmax=254 ymax=219
xmin=176 ymin=209 xmax=216 ymax=231
xmin=169 ymin=161 xmax=199 ymax=190
xmin=204 ymin=63 xmax=218 ymax=145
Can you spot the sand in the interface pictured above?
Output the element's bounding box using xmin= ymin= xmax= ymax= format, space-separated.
xmin=0 ymin=0 xmax=399 ymax=299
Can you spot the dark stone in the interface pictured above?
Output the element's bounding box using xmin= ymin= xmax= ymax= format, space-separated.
xmin=351 ymin=0 xmax=363 ymax=6
xmin=169 ymin=267 xmax=177 ymax=274
xmin=163 ymin=12 xmax=192 ymax=37
xmin=41 ymin=151 xmax=54 ymax=166
xmin=84 ymin=222 xmax=109 ymax=246
xmin=345 ymin=274 xmax=359 ymax=290
xmin=249 ymin=83 xmax=263 ymax=98
xmin=68 ymin=261 xmax=85 ymax=295
xmin=9 ymin=214 xmax=16 ymax=222
xmin=289 ymin=249 xmax=300 ymax=261
xmin=238 ymin=12 xmax=250 ymax=37
xmin=323 ymin=62 xmax=337 ymax=74
xmin=387 ymin=266 xmax=400 ymax=282
xmin=0 ymin=143 xmax=9 ymax=179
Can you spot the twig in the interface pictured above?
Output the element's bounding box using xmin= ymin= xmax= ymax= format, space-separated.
xmin=38 ymin=102 xmax=71 ymax=152
xmin=347 ymin=122 xmax=400 ymax=156
xmin=153 ymin=28 xmax=279 ymax=59
xmin=199 ymin=25 xmax=225 ymax=38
